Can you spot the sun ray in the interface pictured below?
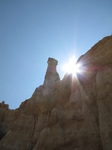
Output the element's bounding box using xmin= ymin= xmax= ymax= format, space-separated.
xmin=62 ymin=56 xmax=82 ymax=77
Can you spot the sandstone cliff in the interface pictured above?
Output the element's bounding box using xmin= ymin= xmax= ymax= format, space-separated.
xmin=0 ymin=36 xmax=112 ymax=150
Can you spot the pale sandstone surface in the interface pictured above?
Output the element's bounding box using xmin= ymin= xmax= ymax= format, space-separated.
xmin=0 ymin=36 xmax=112 ymax=150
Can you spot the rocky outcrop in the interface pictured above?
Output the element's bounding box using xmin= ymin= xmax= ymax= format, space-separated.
xmin=0 ymin=36 xmax=112 ymax=150
xmin=0 ymin=101 xmax=23 ymax=142
xmin=44 ymin=57 xmax=60 ymax=87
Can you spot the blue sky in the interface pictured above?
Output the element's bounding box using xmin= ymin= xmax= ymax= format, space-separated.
xmin=0 ymin=0 xmax=112 ymax=109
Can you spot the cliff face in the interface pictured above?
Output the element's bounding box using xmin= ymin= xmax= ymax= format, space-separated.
xmin=0 ymin=36 xmax=112 ymax=150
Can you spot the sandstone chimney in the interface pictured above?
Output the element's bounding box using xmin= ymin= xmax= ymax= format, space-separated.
xmin=44 ymin=57 xmax=60 ymax=87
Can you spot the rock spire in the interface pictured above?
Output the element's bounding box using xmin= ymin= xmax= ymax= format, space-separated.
xmin=44 ymin=57 xmax=60 ymax=87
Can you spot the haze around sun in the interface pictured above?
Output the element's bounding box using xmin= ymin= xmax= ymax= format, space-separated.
xmin=62 ymin=56 xmax=81 ymax=76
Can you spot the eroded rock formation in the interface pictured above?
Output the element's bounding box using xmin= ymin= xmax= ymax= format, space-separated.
xmin=44 ymin=57 xmax=60 ymax=86
xmin=0 ymin=36 xmax=112 ymax=150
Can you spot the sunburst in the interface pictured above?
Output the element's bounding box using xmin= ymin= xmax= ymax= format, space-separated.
xmin=62 ymin=56 xmax=81 ymax=76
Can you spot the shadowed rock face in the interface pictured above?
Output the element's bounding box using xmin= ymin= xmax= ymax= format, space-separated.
xmin=0 ymin=36 xmax=112 ymax=150
xmin=44 ymin=57 xmax=60 ymax=87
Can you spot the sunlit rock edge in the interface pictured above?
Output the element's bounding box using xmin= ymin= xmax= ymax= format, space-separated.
xmin=0 ymin=36 xmax=112 ymax=150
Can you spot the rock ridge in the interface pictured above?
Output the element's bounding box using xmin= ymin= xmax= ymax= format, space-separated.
xmin=0 ymin=36 xmax=112 ymax=150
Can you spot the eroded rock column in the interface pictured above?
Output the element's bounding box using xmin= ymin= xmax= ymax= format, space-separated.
xmin=44 ymin=57 xmax=60 ymax=87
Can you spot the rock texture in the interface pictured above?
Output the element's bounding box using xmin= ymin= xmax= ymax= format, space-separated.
xmin=0 ymin=36 xmax=112 ymax=150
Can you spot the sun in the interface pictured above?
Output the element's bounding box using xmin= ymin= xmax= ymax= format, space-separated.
xmin=62 ymin=56 xmax=81 ymax=76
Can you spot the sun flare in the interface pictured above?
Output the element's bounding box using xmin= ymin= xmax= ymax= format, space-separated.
xmin=62 ymin=56 xmax=81 ymax=76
